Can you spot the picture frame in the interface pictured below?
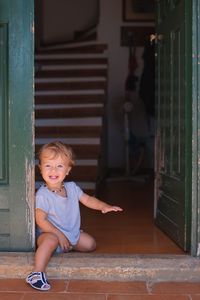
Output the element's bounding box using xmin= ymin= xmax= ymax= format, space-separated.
xmin=123 ymin=0 xmax=155 ymax=22
xmin=121 ymin=26 xmax=154 ymax=47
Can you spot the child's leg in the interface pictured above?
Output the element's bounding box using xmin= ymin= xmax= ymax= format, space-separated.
xmin=73 ymin=231 xmax=96 ymax=252
xmin=34 ymin=232 xmax=59 ymax=272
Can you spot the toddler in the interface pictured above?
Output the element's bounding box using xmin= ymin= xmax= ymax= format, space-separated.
xmin=26 ymin=141 xmax=123 ymax=291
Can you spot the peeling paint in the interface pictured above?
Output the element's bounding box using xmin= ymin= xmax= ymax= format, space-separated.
xmin=25 ymin=158 xmax=35 ymax=249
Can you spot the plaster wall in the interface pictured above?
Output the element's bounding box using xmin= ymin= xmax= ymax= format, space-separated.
xmin=98 ymin=0 xmax=154 ymax=168
xmin=42 ymin=0 xmax=99 ymax=44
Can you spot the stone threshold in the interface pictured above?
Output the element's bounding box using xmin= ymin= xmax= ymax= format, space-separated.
xmin=0 ymin=252 xmax=200 ymax=282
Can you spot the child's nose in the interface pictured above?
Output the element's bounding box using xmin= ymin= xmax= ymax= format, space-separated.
xmin=50 ymin=166 xmax=57 ymax=172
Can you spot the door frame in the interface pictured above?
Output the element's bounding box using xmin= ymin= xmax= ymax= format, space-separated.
xmin=32 ymin=0 xmax=200 ymax=256
xmin=191 ymin=0 xmax=200 ymax=256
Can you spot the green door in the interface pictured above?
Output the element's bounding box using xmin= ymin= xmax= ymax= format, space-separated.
xmin=0 ymin=0 xmax=35 ymax=250
xmin=155 ymin=0 xmax=192 ymax=251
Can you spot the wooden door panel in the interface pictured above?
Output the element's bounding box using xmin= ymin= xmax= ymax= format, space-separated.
xmin=0 ymin=0 xmax=34 ymax=251
xmin=155 ymin=0 xmax=191 ymax=251
xmin=0 ymin=6 xmax=10 ymax=249
xmin=0 ymin=23 xmax=8 ymax=186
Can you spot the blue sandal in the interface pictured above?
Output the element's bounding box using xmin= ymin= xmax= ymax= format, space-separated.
xmin=26 ymin=272 xmax=51 ymax=291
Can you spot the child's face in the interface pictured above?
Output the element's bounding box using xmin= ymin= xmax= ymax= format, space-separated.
xmin=39 ymin=150 xmax=71 ymax=188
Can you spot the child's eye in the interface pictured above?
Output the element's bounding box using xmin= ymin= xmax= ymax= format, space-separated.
xmin=57 ymin=164 xmax=64 ymax=168
xmin=44 ymin=164 xmax=51 ymax=168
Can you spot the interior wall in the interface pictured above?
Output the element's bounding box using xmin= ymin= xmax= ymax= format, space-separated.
xmin=42 ymin=0 xmax=99 ymax=45
xmin=98 ymin=0 xmax=155 ymax=169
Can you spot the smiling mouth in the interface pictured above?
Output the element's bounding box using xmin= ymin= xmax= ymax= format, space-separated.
xmin=49 ymin=176 xmax=58 ymax=180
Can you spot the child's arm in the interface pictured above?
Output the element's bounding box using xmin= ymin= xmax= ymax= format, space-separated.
xmin=36 ymin=208 xmax=71 ymax=251
xmin=79 ymin=193 xmax=123 ymax=214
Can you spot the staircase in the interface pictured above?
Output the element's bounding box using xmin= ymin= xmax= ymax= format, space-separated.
xmin=35 ymin=41 xmax=108 ymax=195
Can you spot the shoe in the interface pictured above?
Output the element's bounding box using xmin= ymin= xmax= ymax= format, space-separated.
xmin=26 ymin=271 xmax=51 ymax=291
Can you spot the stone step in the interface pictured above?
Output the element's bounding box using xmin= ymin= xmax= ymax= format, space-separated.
xmin=1 ymin=253 xmax=200 ymax=282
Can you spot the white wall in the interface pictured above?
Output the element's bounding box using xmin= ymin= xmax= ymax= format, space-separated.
xmin=98 ymin=0 xmax=153 ymax=169
xmin=42 ymin=0 xmax=99 ymax=44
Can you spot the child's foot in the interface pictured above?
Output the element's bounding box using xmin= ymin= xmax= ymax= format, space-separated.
xmin=26 ymin=271 xmax=51 ymax=291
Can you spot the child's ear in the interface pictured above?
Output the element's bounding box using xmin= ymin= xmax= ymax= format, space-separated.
xmin=66 ymin=167 xmax=72 ymax=175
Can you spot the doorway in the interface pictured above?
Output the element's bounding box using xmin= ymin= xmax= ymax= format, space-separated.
xmin=34 ymin=0 xmax=191 ymax=256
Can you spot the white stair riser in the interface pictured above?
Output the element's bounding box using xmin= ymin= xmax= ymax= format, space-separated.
xmin=35 ymin=137 xmax=100 ymax=145
xmin=35 ymin=117 xmax=102 ymax=126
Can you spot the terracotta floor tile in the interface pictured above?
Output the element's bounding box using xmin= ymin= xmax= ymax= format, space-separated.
xmin=22 ymin=293 xmax=106 ymax=300
xmin=151 ymin=282 xmax=200 ymax=294
xmin=68 ymin=280 xmax=148 ymax=294
xmin=81 ymin=180 xmax=184 ymax=254
xmin=107 ymin=296 xmax=190 ymax=300
xmin=0 ymin=293 xmax=24 ymax=300
xmin=0 ymin=279 xmax=30 ymax=292
xmin=44 ymin=279 xmax=68 ymax=292
xmin=0 ymin=279 xmax=67 ymax=293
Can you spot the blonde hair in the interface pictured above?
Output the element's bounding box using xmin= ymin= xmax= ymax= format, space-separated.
xmin=38 ymin=141 xmax=75 ymax=167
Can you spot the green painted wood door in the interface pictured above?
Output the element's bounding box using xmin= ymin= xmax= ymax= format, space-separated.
xmin=0 ymin=0 xmax=35 ymax=250
xmin=155 ymin=0 xmax=192 ymax=251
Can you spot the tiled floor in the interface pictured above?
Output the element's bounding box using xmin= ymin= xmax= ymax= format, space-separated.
xmin=0 ymin=279 xmax=200 ymax=299
xmin=81 ymin=179 xmax=184 ymax=254
xmin=0 ymin=180 xmax=198 ymax=299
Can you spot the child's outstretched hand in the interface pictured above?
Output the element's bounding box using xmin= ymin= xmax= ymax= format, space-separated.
xmin=101 ymin=205 xmax=123 ymax=214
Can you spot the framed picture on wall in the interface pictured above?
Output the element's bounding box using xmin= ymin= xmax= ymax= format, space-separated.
xmin=121 ymin=26 xmax=155 ymax=46
xmin=123 ymin=0 xmax=155 ymax=22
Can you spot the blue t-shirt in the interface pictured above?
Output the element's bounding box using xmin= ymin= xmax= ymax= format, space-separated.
xmin=36 ymin=181 xmax=83 ymax=246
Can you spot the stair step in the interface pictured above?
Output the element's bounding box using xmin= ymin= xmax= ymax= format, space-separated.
xmin=35 ymin=41 xmax=108 ymax=195
xmin=35 ymin=77 xmax=106 ymax=83
xmin=35 ymin=88 xmax=105 ymax=94
xmin=35 ymin=181 xmax=96 ymax=195
xmin=39 ymin=64 xmax=107 ymax=71
xmin=2 ymin=253 xmax=199 ymax=281
xmin=35 ymin=93 xmax=105 ymax=105
xmin=35 ymin=106 xmax=104 ymax=118
xmin=74 ymin=28 xmax=97 ymax=43
xmin=35 ymin=137 xmax=100 ymax=145
xmin=35 ymin=126 xmax=102 ymax=138
xmin=36 ymin=103 xmax=103 ymax=108
xmin=35 ymin=81 xmax=107 ymax=91
xmin=35 ymin=158 xmax=98 ymax=166
xmin=36 ymin=69 xmax=107 ymax=78
xmin=36 ymin=117 xmax=102 ymax=125
xmin=35 ymin=143 xmax=100 ymax=160
xmin=35 ymin=165 xmax=98 ymax=182
xmin=37 ymin=43 xmax=108 ymax=54
xmin=35 ymin=57 xmax=108 ymax=65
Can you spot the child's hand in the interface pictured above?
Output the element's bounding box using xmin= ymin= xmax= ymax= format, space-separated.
xmin=57 ymin=231 xmax=71 ymax=251
xmin=101 ymin=205 xmax=123 ymax=214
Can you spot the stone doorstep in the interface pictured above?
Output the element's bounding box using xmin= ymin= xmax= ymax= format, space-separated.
xmin=0 ymin=252 xmax=200 ymax=282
